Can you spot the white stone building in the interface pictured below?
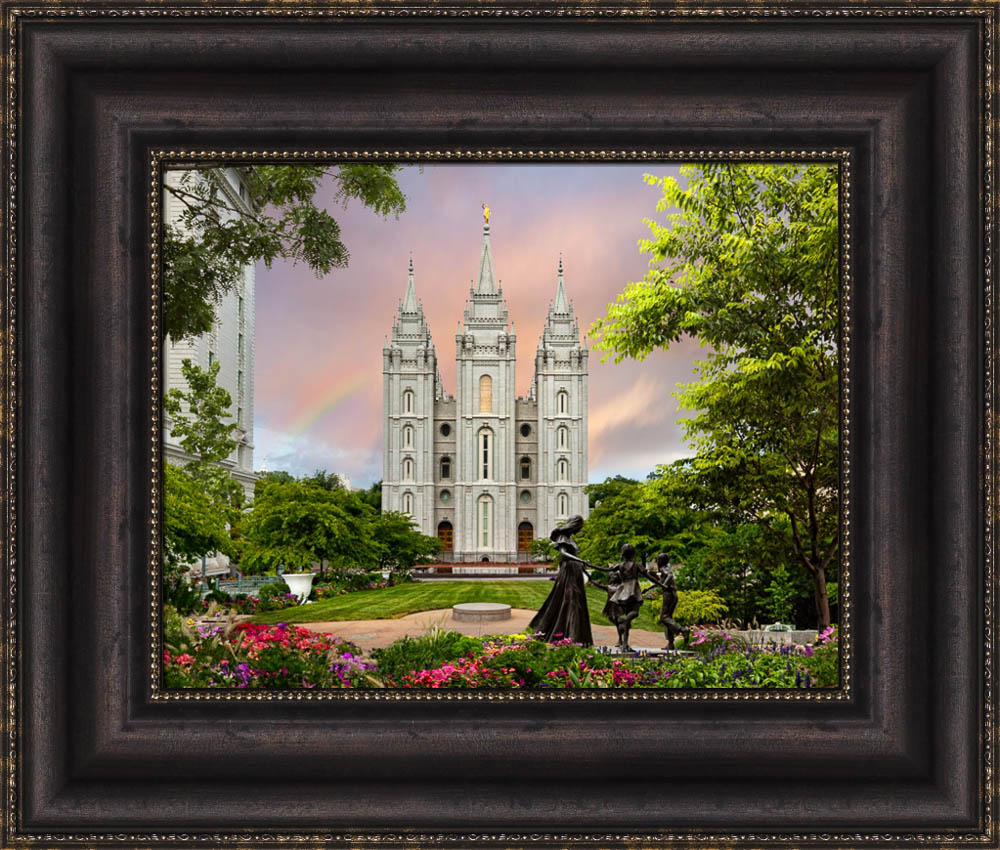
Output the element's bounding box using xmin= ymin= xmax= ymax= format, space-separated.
xmin=382 ymin=218 xmax=588 ymax=563
xmin=163 ymin=168 xmax=256 ymax=578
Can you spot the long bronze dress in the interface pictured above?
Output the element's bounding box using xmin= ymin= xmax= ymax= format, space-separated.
xmin=528 ymin=532 xmax=594 ymax=646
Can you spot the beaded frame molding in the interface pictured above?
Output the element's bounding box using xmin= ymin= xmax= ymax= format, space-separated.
xmin=2 ymin=2 xmax=996 ymax=847
xmin=147 ymin=148 xmax=853 ymax=704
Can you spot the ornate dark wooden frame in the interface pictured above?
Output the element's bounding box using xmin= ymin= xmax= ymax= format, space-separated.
xmin=2 ymin=2 xmax=995 ymax=847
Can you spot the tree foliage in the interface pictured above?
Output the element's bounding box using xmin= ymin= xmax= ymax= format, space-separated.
xmin=239 ymin=478 xmax=372 ymax=575
xmin=370 ymin=511 xmax=442 ymax=571
xmin=578 ymin=471 xmax=817 ymax=627
xmin=164 ymin=164 xmax=406 ymax=341
xmin=577 ymin=474 xmax=699 ymax=569
xmin=163 ymin=359 xmax=243 ymax=513
xmin=238 ymin=475 xmax=438 ymax=576
xmin=163 ymin=463 xmax=232 ymax=570
xmin=356 ymin=480 xmax=383 ymax=511
xmin=591 ymin=163 xmax=839 ymax=628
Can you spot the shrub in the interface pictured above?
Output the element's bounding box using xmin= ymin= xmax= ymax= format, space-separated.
xmin=164 ymin=576 xmax=203 ymax=615
xmin=645 ymin=588 xmax=730 ymax=626
xmin=371 ymin=628 xmax=483 ymax=684
xmin=674 ymin=589 xmax=729 ymax=625
xmin=798 ymin=625 xmax=839 ymax=686
xmin=203 ymin=589 xmax=233 ymax=606
xmin=688 ymin=628 xmax=747 ymax=657
xmin=258 ymin=580 xmax=291 ymax=600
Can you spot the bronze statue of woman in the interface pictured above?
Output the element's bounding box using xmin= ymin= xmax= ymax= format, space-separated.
xmin=528 ymin=515 xmax=593 ymax=645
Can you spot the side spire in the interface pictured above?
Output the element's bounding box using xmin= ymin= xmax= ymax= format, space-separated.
xmin=553 ymin=253 xmax=569 ymax=313
xmin=402 ymin=254 xmax=419 ymax=312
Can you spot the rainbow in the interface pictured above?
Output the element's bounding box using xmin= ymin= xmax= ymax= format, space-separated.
xmin=284 ymin=370 xmax=370 ymax=436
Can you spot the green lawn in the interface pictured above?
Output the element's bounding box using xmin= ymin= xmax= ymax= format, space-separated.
xmin=251 ymin=580 xmax=663 ymax=633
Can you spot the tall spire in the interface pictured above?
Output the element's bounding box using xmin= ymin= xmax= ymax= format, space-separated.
xmin=476 ymin=209 xmax=498 ymax=294
xmin=402 ymin=254 xmax=418 ymax=312
xmin=553 ymin=254 xmax=569 ymax=313
xmin=538 ymin=253 xmax=579 ymax=351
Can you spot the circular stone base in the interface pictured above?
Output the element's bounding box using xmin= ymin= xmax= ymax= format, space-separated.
xmin=452 ymin=602 xmax=512 ymax=623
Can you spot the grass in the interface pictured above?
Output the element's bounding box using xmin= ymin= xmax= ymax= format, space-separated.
xmin=251 ymin=580 xmax=663 ymax=633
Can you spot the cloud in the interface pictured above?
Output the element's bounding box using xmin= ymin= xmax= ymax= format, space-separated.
xmin=589 ymin=375 xmax=668 ymax=444
xmin=254 ymin=426 xmax=381 ymax=488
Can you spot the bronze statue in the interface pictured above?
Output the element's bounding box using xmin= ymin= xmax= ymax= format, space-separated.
xmin=643 ymin=553 xmax=691 ymax=650
xmin=588 ymin=543 xmax=645 ymax=652
xmin=528 ymin=515 xmax=593 ymax=646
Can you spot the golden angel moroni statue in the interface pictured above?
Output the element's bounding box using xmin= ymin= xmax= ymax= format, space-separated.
xmin=482 ymin=203 xmax=491 ymax=225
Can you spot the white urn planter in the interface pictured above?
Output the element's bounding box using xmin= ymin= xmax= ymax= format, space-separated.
xmin=283 ymin=573 xmax=315 ymax=605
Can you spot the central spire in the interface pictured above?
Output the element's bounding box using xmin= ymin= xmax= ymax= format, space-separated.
xmin=475 ymin=208 xmax=497 ymax=295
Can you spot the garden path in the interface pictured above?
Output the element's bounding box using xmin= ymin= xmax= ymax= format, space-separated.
xmin=296 ymin=607 xmax=668 ymax=653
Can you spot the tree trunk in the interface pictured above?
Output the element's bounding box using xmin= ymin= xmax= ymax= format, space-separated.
xmin=812 ymin=564 xmax=830 ymax=631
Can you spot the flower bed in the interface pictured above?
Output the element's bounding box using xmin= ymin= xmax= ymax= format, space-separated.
xmin=383 ymin=629 xmax=838 ymax=689
xmin=163 ymin=608 xmax=377 ymax=688
xmin=162 ymin=607 xmax=839 ymax=690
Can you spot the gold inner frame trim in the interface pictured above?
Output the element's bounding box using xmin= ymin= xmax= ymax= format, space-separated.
xmin=148 ymin=148 xmax=853 ymax=705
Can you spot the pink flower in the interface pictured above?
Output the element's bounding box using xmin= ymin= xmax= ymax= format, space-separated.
xmin=176 ymin=654 xmax=195 ymax=667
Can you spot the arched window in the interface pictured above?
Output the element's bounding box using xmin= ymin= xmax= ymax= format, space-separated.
xmin=402 ymin=491 xmax=414 ymax=515
xmin=478 ymin=428 xmax=493 ymax=480
xmin=440 ymin=455 xmax=451 ymax=479
xmin=479 ymin=374 xmax=493 ymax=414
xmin=403 ymin=425 xmax=414 ymax=449
xmin=478 ymin=495 xmax=493 ymax=549
xmin=520 ymin=456 xmax=531 ymax=480
xmin=557 ymin=390 xmax=569 ymax=415
xmin=557 ymin=492 xmax=569 ymax=517
xmin=557 ymin=426 xmax=569 ymax=450
xmin=403 ymin=389 xmax=414 ymax=414
xmin=557 ymin=458 xmax=569 ymax=481
xmin=437 ymin=521 xmax=453 ymax=551
xmin=403 ymin=457 xmax=414 ymax=480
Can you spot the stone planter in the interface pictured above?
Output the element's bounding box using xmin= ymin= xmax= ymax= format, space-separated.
xmin=283 ymin=573 xmax=315 ymax=604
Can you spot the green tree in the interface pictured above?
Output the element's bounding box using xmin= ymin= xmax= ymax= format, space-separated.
xmin=162 ymin=462 xmax=233 ymax=611
xmin=529 ymin=538 xmax=557 ymax=564
xmin=585 ymin=474 xmax=638 ymax=510
xmin=303 ymin=469 xmax=345 ymax=491
xmin=764 ymin=563 xmax=798 ymax=625
xmin=163 ymin=359 xmax=243 ymax=514
xmin=357 ymin=480 xmax=383 ymax=511
xmin=163 ymin=463 xmax=232 ymax=569
xmin=164 ymin=164 xmax=406 ymax=341
xmin=370 ymin=511 xmax=441 ymax=571
xmin=592 ymin=163 xmax=839 ymax=629
xmin=576 ymin=473 xmax=699 ymax=569
xmin=240 ymin=479 xmax=374 ymax=576
xmin=256 ymin=469 xmax=295 ymax=485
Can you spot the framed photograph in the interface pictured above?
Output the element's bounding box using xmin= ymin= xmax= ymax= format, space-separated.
xmin=2 ymin=1 xmax=995 ymax=846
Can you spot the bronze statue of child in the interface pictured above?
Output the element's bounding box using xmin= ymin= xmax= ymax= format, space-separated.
xmin=643 ymin=553 xmax=691 ymax=650
xmin=587 ymin=543 xmax=645 ymax=652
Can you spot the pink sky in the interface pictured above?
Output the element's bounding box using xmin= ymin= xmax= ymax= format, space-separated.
xmin=252 ymin=164 xmax=703 ymax=487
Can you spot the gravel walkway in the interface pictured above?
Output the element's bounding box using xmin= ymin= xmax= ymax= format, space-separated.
xmin=296 ymin=607 xmax=671 ymax=653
